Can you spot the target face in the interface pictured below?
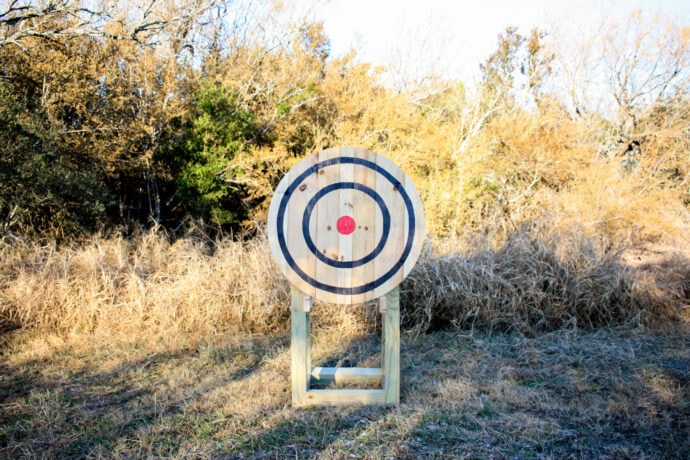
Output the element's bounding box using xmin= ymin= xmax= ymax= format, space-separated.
xmin=267 ymin=147 xmax=425 ymax=304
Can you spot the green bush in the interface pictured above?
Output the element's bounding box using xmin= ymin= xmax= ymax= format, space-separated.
xmin=175 ymin=83 xmax=257 ymax=227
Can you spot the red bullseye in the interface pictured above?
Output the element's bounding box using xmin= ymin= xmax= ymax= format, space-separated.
xmin=336 ymin=215 xmax=356 ymax=235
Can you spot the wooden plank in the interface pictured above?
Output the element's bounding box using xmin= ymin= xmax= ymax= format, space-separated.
xmin=403 ymin=172 xmax=426 ymax=277
xmin=315 ymin=148 xmax=341 ymax=300
xmin=373 ymin=154 xmax=407 ymax=299
xmin=310 ymin=367 xmax=382 ymax=386
xmin=291 ymin=287 xmax=309 ymax=407
xmin=382 ymin=287 xmax=400 ymax=405
xmin=306 ymin=302 xmax=311 ymax=389
xmin=304 ymin=389 xmax=386 ymax=406
xmin=266 ymin=165 xmax=290 ymax=277
xmin=337 ymin=146 xmax=355 ymax=304
xmin=350 ymin=147 xmax=377 ymax=302
xmin=285 ymin=155 xmax=320 ymax=298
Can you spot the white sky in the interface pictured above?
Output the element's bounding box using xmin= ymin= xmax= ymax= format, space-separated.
xmin=310 ymin=0 xmax=690 ymax=84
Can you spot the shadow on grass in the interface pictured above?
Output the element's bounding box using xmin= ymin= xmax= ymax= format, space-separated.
xmin=234 ymin=329 xmax=690 ymax=459
xmin=401 ymin=226 xmax=690 ymax=336
xmin=227 ymin=327 xmax=688 ymax=459
xmin=1 ymin=324 xmax=688 ymax=458
xmin=0 ymin=335 xmax=279 ymax=457
xmin=400 ymin=329 xmax=689 ymax=459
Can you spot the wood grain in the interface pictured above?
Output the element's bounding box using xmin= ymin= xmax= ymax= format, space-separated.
xmin=291 ymin=287 xmax=309 ymax=406
xmin=267 ymin=147 xmax=425 ymax=304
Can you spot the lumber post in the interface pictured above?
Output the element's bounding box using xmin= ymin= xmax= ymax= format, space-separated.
xmin=382 ymin=287 xmax=400 ymax=405
xmin=291 ymin=287 xmax=309 ymax=407
xmin=290 ymin=286 xmax=400 ymax=407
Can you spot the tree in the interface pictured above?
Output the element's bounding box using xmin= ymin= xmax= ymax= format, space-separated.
xmin=479 ymin=26 xmax=553 ymax=112
xmin=480 ymin=26 xmax=525 ymax=108
xmin=1 ymin=0 xmax=217 ymax=49
xmin=0 ymin=78 xmax=110 ymax=237
xmin=0 ymin=0 xmax=223 ymax=235
xmin=598 ymin=10 xmax=690 ymax=134
xmin=1 ymin=0 xmax=104 ymax=49
xmin=175 ymin=83 xmax=257 ymax=228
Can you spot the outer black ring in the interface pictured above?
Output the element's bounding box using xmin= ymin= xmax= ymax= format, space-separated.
xmin=301 ymin=182 xmax=391 ymax=268
xmin=276 ymin=156 xmax=416 ymax=295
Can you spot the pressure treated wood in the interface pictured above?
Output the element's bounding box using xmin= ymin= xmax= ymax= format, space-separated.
xmin=310 ymin=367 xmax=382 ymax=386
xmin=268 ymin=147 xmax=425 ymax=304
xmin=274 ymin=147 xmax=414 ymax=406
xmin=290 ymin=288 xmax=310 ymax=402
xmin=305 ymin=389 xmax=386 ymax=405
xmin=290 ymin=287 xmax=400 ymax=407
xmin=351 ymin=147 xmax=377 ymax=292
xmin=382 ymin=287 xmax=400 ymax=403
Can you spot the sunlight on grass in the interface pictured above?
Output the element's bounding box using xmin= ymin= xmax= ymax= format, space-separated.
xmin=2 ymin=328 xmax=687 ymax=458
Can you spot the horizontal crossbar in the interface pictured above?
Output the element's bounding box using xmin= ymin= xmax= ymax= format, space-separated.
xmin=305 ymin=389 xmax=386 ymax=405
xmin=310 ymin=367 xmax=382 ymax=386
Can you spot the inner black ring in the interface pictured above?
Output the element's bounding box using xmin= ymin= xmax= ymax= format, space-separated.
xmin=302 ymin=182 xmax=391 ymax=268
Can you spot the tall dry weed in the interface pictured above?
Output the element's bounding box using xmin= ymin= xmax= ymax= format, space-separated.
xmin=401 ymin=224 xmax=689 ymax=335
xmin=0 ymin=231 xmax=291 ymax=337
xmin=0 ymin=230 xmax=381 ymax=339
xmin=1 ymin=223 xmax=687 ymax=339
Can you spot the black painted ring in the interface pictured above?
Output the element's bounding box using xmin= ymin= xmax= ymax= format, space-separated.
xmin=276 ymin=156 xmax=416 ymax=295
xmin=301 ymin=182 xmax=391 ymax=268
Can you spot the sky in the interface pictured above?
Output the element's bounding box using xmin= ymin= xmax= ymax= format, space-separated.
xmin=308 ymin=0 xmax=690 ymax=85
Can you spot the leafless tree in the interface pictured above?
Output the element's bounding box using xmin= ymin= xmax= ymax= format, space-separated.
xmin=606 ymin=12 xmax=689 ymax=133
xmin=1 ymin=0 xmax=217 ymax=50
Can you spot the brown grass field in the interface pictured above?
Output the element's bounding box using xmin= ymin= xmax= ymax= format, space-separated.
xmin=0 ymin=228 xmax=688 ymax=459
xmin=0 ymin=324 xmax=688 ymax=459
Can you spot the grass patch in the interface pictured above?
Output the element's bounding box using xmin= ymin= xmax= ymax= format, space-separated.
xmin=2 ymin=225 xmax=688 ymax=339
xmin=1 ymin=327 xmax=687 ymax=458
xmin=0 ymin=223 xmax=687 ymax=457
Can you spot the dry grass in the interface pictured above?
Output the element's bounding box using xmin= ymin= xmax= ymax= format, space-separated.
xmin=403 ymin=223 xmax=690 ymax=336
xmin=0 ymin=224 xmax=688 ymax=458
xmin=0 ymin=326 xmax=687 ymax=458
xmin=0 ymin=209 xmax=687 ymax=458
xmin=1 ymin=223 xmax=688 ymax=340
xmin=0 ymin=231 xmax=291 ymax=336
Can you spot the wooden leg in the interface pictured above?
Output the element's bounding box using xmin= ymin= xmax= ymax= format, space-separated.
xmin=291 ymin=287 xmax=310 ymax=407
xmin=290 ymin=286 xmax=399 ymax=407
xmin=382 ymin=287 xmax=400 ymax=405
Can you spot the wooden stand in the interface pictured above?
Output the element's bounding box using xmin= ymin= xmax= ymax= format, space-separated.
xmin=290 ymin=286 xmax=400 ymax=407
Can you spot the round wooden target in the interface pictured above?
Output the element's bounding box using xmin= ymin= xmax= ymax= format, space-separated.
xmin=267 ymin=146 xmax=425 ymax=304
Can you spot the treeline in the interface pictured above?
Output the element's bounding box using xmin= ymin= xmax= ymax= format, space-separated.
xmin=1 ymin=1 xmax=689 ymax=243
xmin=1 ymin=0 xmax=325 ymax=237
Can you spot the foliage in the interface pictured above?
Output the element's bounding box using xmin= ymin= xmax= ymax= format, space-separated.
xmin=479 ymin=26 xmax=553 ymax=111
xmin=0 ymin=2 xmax=687 ymax=247
xmin=0 ymin=62 xmax=110 ymax=237
xmin=175 ymin=83 xmax=257 ymax=227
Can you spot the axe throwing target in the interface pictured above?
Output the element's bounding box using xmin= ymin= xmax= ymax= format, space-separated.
xmin=268 ymin=147 xmax=425 ymax=304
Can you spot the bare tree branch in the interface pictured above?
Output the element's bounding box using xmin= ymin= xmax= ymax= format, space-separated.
xmin=0 ymin=0 xmax=217 ymax=49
